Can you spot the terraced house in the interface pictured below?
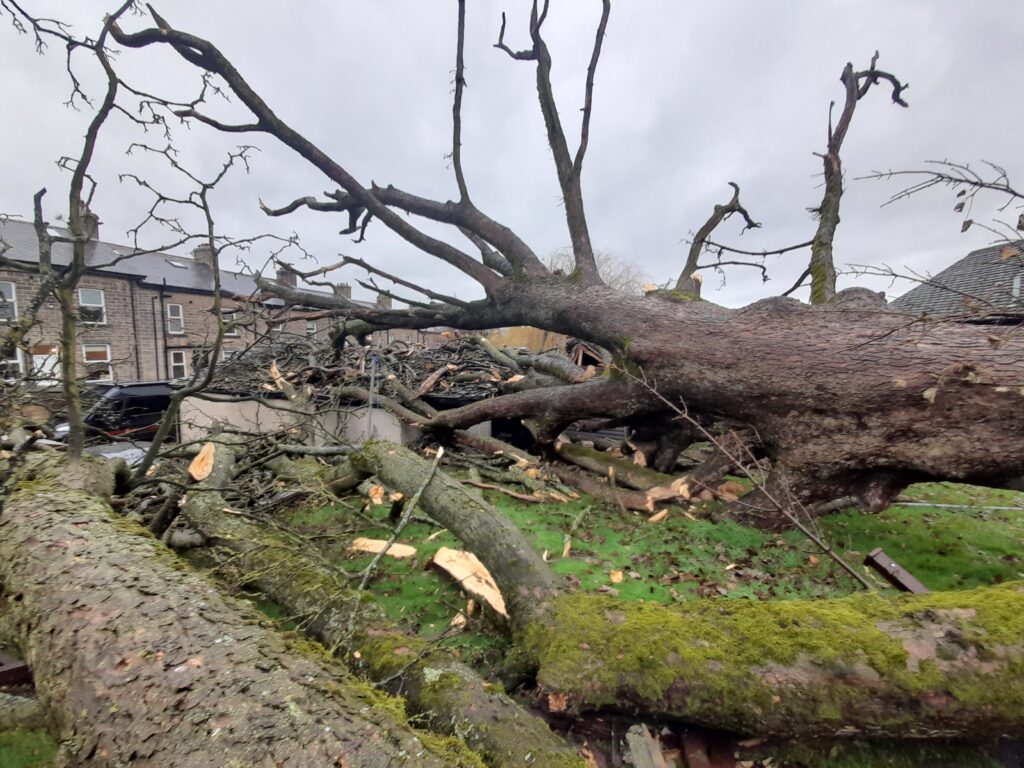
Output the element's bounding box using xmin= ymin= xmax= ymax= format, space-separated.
xmin=0 ymin=213 xmax=438 ymax=384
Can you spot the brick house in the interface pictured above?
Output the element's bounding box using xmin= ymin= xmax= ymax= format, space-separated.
xmin=0 ymin=215 xmax=443 ymax=384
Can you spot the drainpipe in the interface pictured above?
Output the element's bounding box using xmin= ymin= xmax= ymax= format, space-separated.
xmin=129 ymin=279 xmax=142 ymax=378
xmin=158 ymin=279 xmax=169 ymax=380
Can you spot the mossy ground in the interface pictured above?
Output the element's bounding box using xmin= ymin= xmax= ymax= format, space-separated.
xmin=0 ymin=729 xmax=58 ymax=768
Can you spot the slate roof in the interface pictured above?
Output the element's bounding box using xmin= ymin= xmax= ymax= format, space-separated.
xmin=889 ymin=241 xmax=1024 ymax=319
xmin=0 ymin=218 xmax=358 ymax=305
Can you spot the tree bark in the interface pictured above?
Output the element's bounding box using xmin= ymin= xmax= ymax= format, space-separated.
xmin=178 ymin=440 xmax=587 ymax=768
xmin=0 ymin=454 xmax=471 ymax=767
xmin=518 ymin=584 xmax=1024 ymax=739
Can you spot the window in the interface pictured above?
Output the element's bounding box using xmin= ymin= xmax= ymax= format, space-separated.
xmin=221 ymin=348 xmax=238 ymax=362
xmin=2 ymin=349 xmax=23 ymax=381
xmin=169 ymin=350 xmax=189 ymax=379
xmin=82 ymin=344 xmax=112 ymax=381
xmin=78 ymin=288 xmax=106 ymax=324
xmin=222 ymin=310 xmax=239 ymax=337
xmin=166 ymin=303 xmax=184 ymax=334
xmin=1014 ymin=273 xmax=1022 ymax=300
xmin=0 ymin=282 xmax=16 ymax=323
xmin=30 ymin=344 xmax=59 ymax=386
xmin=306 ymin=319 xmax=317 ymax=336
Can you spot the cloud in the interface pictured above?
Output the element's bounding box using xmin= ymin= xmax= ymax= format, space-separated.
xmin=2 ymin=1 xmax=1021 ymax=308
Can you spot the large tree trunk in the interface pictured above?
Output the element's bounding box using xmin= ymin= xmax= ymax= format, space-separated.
xmin=0 ymin=455 xmax=474 ymax=767
xmin=518 ymin=586 xmax=1024 ymax=739
xmin=432 ymin=279 xmax=1024 ymax=524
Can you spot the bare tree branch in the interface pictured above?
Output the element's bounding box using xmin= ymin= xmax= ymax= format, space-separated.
xmin=676 ymin=181 xmax=761 ymax=294
xmin=808 ymin=52 xmax=909 ymax=304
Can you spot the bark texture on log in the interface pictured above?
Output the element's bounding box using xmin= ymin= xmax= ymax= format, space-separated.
xmin=181 ymin=442 xmax=586 ymax=768
xmin=518 ymin=585 xmax=1024 ymax=738
xmin=0 ymin=455 xmax=469 ymax=767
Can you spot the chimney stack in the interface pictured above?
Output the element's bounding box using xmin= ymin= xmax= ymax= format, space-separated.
xmin=276 ymin=264 xmax=297 ymax=287
xmin=375 ymin=294 xmax=393 ymax=310
xmin=78 ymin=203 xmax=100 ymax=241
xmin=192 ymin=243 xmax=214 ymax=267
xmin=337 ymin=282 xmax=352 ymax=299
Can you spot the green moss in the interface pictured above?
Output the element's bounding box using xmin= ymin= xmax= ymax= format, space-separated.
xmin=518 ymin=582 xmax=1024 ymax=730
xmin=416 ymin=732 xmax=488 ymax=768
xmin=666 ymin=289 xmax=701 ymax=301
xmin=0 ymin=729 xmax=58 ymax=768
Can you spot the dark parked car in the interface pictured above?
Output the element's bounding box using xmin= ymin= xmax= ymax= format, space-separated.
xmin=55 ymin=381 xmax=174 ymax=440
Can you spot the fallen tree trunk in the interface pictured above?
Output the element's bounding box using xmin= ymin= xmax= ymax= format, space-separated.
xmin=518 ymin=586 xmax=1024 ymax=739
xmin=179 ymin=440 xmax=587 ymax=768
xmin=0 ymin=454 xmax=472 ymax=767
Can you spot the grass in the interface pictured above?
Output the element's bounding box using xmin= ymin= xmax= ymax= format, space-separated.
xmin=273 ymin=474 xmax=1024 ymax=676
xmin=0 ymin=729 xmax=58 ymax=768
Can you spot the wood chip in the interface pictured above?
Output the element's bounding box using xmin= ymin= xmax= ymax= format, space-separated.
xmin=546 ymin=691 xmax=569 ymax=713
xmin=431 ymin=547 xmax=508 ymax=618
xmin=610 ymin=570 xmax=624 ymax=584
xmin=367 ymin=485 xmax=386 ymax=505
xmin=188 ymin=442 xmax=216 ymax=482
xmin=349 ymin=537 xmax=417 ymax=559
xmin=648 ymin=509 xmax=669 ymax=524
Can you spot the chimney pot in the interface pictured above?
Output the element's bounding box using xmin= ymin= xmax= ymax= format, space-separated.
xmin=337 ymin=282 xmax=352 ymax=299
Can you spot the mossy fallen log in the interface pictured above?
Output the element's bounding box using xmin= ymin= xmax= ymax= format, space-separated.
xmin=0 ymin=454 xmax=466 ymax=767
xmin=518 ymin=586 xmax=1024 ymax=739
xmin=181 ymin=440 xmax=587 ymax=768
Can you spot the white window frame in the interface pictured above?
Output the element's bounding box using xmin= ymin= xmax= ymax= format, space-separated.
xmin=220 ymin=348 xmax=237 ymax=362
xmin=0 ymin=281 xmax=17 ymax=323
xmin=222 ymin=310 xmax=239 ymax=337
xmin=169 ymin=350 xmax=189 ymax=379
xmin=166 ymin=303 xmax=185 ymax=335
xmin=2 ymin=348 xmax=23 ymax=381
xmin=78 ymin=287 xmax=107 ymax=325
xmin=82 ymin=343 xmax=113 ymax=382
xmin=306 ymin=319 xmax=317 ymax=336
xmin=1013 ymin=273 xmax=1022 ymax=300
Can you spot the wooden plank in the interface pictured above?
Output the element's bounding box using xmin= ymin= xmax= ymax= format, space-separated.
xmin=864 ymin=548 xmax=930 ymax=594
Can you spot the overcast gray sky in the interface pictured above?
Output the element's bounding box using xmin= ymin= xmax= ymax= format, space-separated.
xmin=2 ymin=1 xmax=1022 ymax=307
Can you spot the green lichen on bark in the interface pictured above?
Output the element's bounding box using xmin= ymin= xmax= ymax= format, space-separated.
xmin=518 ymin=583 xmax=1024 ymax=736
